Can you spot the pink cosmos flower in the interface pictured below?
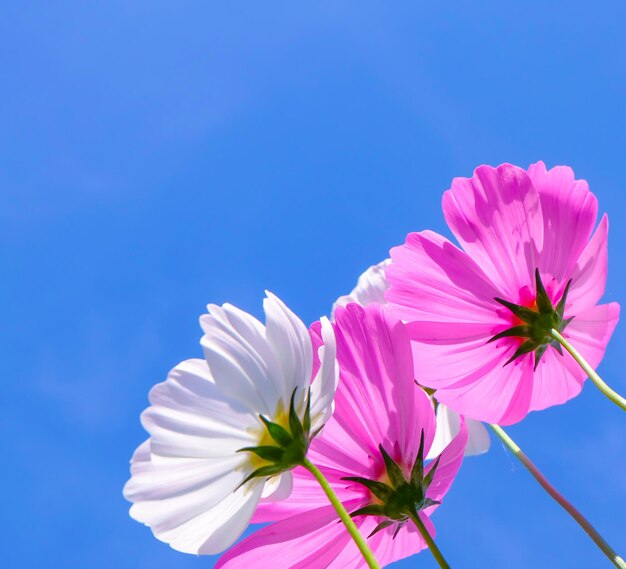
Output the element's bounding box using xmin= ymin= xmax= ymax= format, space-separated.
xmin=386 ymin=162 xmax=620 ymax=425
xmin=216 ymin=303 xmax=468 ymax=569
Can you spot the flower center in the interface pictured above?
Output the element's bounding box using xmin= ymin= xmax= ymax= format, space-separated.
xmin=236 ymin=388 xmax=314 ymax=489
xmin=490 ymin=269 xmax=574 ymax=368
xmin=343 ymin=432 xmax=441 ymax=539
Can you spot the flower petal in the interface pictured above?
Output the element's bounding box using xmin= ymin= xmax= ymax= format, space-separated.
xmin=528 ymin=161 xmax=598 ymax=284
xmin=140 ymin=359 xmax=257 ymax=459
xmin=263 ymin=291 xmax=313 ymax=409
xmin=261 ymin=472 xmax=293 ymax=502
xmin=425 ymin=419 xmax=468 ymax=504
xmin=200 ymin=303 xmax=279 ymax=415
xmin=386 ymin=230 xmax=502 ymax=324
xmin=333 ymin=303 xmax=437 ymax=462
xmin=124 ymin=440 xmax=263 ymax=555
xmin=165 ymin=483 xmax=264 ymax=555
xmin=568 ymin=214 xmax=610 ymax=310
xmin=411 ymin=326 xmax=534 ymax=424
xmin=427 ymin=404 xmax=490 ymax=459
xmin=442 ymin=163 xmax=543 ymax=298
xmin=332 ymin=259 xmax=391 ymax=317
xmin=216 ymin=503 xmax=361 ymax=569
xmin=309 ymin=316 xmax=338 ymax=432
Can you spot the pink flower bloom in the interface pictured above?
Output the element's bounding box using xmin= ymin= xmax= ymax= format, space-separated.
xmin=387 ymin=162 xmax=620 ymax=425
xmin=216 ymin=303 xmax=468 ymax=569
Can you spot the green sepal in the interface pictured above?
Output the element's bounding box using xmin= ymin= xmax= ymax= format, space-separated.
xmin=488 ymin=325 xmax=532 ymax=343
xmin=288 ymin=389 xmax=305 ymax=444
xmin=419 ymin=497 xmax=441 ymax=510
xmin=237 ymin=445 xmax=285 ymax=463
xmin=422 ymin=455 xmax=441 ymax=493
xmin=392 ymin=522 xmax=406 ymax=539
xmin=410 ymin=430 xmax=425 ymax=488
xmin=343 ymin=476 xmax=394 ymax=502
xmin=237 ymin=463 xmax=284 ymax=490
xmin=494 ymin=297 xmax=540 ymax=324
xmin=379 ymin=444 xmax=405 ymax=488
xmin=555 ymin=282 xmax=572 ymax=322
xmin=368 ymin=520 xmax=395 ymax=538
xmin=259 ymin=415 xmax=293 ymax=447
xmin=534 ymin=268 xmax=553 ymax=313
xmin=503 ymin=340 xmax=539 ymax=367
xmin=350 ymin=504 xmax=386 ymax=518
xmin=302 ymin=388 xmax=312 ymax=435
xmin=533 ymin=343 xmax=549 ymax=370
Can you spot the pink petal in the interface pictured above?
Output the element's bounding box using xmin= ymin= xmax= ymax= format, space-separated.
xmin=369 ymin=516 xmax=431 ymax=567
xmin=413 ymin=329 xmax=534 ymax=424
xmin=568 ymin=215 xmax=610 ymax=311
xmin=216 ymin=503 xmax=360 ymax=569
xmin=333 ymin=303 xmax=437 ymax=463
xmin=442 ymin=164 xmax=543 ymax=299
xmin=330 ymin=516 xmax=431 ymax=568
xmin=253 ymin=465 xmax=363 ymax=523
xmin=528 ymin=161 xmax=598 ymax=284
xmin=563 ymin=302 xmax=620 ymax=369
xmin=425 ymin=419 xmax=469 ymax=504
xmin=529 ymin=346 xmax=585 ymax=411
xmin=386 ymin=230 xmax=501 ymax=324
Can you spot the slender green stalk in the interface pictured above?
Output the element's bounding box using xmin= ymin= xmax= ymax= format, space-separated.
xmin=490 ymin=424 xmax=626 ymax=569
xmin=408 ymin=510 xmax=451 ymax=569
xmin=550 ymin=328 xmax=626 ymax=412
xmin=301 ymin=458 xmax=381 ymax=569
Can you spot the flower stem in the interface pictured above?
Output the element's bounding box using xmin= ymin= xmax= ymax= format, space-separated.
xmin=408 ymin=510 xmax=451 ymax=569
xmin=301 ymin=458 xmax=381 ymax=569
xmin=550 ymin=328 xmax=626 ymax=412
xmin=489 ymin=424 xmax=626 ymax=569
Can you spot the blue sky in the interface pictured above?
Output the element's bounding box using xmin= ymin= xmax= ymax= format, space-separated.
xmin=2 ymin=2 xmax=626 ymax=567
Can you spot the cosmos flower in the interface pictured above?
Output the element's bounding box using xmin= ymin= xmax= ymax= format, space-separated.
xmin=123 ymin=292 xmax=338 ymax=555
xmin=387 ymin=162 xmax=620 ymax=425
xmin=333 ymin=260 xmax=490 ymax=457
xmin=216 ymin=303 xmax=468 ymax=569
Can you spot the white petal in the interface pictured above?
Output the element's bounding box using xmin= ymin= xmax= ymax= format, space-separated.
xmin=263 ymin=291 xmax=313 ymax=408
xmin=331 ymin=258 xmax=392 ymax=317
xmin=427 ymin=403 xmax=458 ymax=459
xmin=465 ymin=418 xmax=491 ymax=456
xmin=260 ymin=471 xmax=293 ymax=501
xmin=124 ymin=438 xmax=265 ymax=555
xmin=309 ymin=316 xmax=339 ymax=432
xmin=141 ymin=359 xmax=257 ymax=459
xmin=427 ymin=403 xmax=490 ymax=459
xmin=160 ymin=481 xmax=263 ymax=555
xmin=200 ymin=303 xmax=279 ymax=415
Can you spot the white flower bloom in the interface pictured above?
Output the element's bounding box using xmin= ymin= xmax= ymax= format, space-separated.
xmin=123 ymin=292 xmax=338 ymax=555
xmin=334 ymin=260 xmax=490 ymax=458
xmin=332 ymin=258 xmax=391 ymax=316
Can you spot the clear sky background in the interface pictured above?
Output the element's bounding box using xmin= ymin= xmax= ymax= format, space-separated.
xmin=2 ymin=2 xmax=626 ymax=568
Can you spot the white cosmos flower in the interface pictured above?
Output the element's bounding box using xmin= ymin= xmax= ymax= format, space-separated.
xmin=332 ymin=259 xmax=490 ymax=458
xmin=123 ymin=291 xmax=338 ymax=555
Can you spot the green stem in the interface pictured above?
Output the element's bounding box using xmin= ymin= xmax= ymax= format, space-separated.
xmin=489 ymin=424 xmax=626 ymax=569
xmin=550 ymin=328 xmax=626 ymax=412
xmin=408 ymin=510 xmax=451 ymax=569
xmin=301 ymin=458 xmax=381 ymax=569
